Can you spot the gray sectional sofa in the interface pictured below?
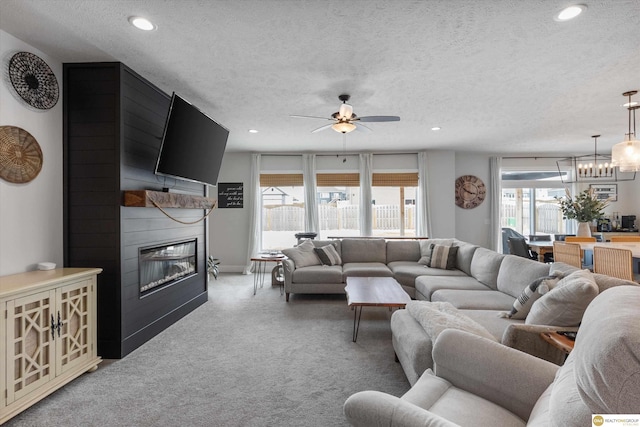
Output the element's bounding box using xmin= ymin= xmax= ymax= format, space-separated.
xmin=282 ymin=237 xmax=639 ymax=386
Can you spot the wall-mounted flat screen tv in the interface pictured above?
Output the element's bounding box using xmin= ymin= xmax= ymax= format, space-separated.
xmin=155 ymin=93 xmax=229 ymax=187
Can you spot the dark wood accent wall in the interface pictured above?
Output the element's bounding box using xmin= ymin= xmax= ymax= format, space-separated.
xmin=63 ymin=62 xmax=208 ymax=358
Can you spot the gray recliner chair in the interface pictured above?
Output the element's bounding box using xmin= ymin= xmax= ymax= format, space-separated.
xmin=344 ymin=285 xmax=640 ymax=426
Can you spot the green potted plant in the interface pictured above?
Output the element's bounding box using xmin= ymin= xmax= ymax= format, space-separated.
xmin=207 ymin=255 xmax=220 ymax=279
xmin=555 ymin=188 xmax=610 ymax=236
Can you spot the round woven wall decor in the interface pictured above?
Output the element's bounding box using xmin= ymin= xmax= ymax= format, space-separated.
xmin=8 ymin=52 xmax=59 ymax=110
xmin=0 ymin=126 xmax=43 ymax=184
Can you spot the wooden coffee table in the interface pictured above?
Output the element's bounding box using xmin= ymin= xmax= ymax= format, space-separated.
xmin=345 ymin=277 xmax=411 ymax=342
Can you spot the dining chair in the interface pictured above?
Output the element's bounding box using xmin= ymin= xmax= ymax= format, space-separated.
xmin=564 ymin=236 xmax=597 ymax=268
xmin=507 ymin=237 xmax=536 ymax=260
xmin=552 ymin=241 xmax=582 ymax=268
xmin=553 ymin=234 xmax=575 ymax=241
xmin=609 ymin=235 xmax=640 ymax=242
xmin=593 ymin=246 xmax=635 ymax=281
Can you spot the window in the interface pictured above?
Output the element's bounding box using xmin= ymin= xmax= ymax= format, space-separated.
xmin=260 ymin=174 xmax=304 ymax=250
xmin=501 ymin=169 xmax=569 ymax=237
xmin=371 ymin=173 xmax=418 ymax=237
xmin=316 ymin=173 xmax=360 ymax=239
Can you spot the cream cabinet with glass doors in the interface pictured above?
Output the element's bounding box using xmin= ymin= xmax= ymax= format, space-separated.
xmin=0 ymin=268 xmax=102 ymax=424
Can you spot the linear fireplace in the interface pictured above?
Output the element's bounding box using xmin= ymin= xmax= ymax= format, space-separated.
xmin=139 ymin=239 xmax=197 ymax=297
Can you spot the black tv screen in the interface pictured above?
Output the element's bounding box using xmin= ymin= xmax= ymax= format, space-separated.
xmin=155 ymin=93 xmax=229 ymax=187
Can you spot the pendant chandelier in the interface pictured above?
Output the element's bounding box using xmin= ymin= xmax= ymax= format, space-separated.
xmin=611 ymin=90 xmax=640 ymax=172
xmin=556 ymin=135 xmax=635 ymax=183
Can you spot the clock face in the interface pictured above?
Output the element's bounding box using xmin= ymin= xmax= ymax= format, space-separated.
xmin=455 ymin=175 xmax=486 ymax=209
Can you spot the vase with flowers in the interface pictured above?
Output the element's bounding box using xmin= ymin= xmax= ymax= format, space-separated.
xmin=555 ymin=188 xmax=610 ymax=237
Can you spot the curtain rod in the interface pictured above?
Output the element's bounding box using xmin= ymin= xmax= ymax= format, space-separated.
xmin=259 ymin=152 xmax=420 ymax=157
xmin=502 ymin=156 xmax=567 ymax=160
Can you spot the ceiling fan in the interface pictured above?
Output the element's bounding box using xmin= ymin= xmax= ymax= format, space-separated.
xmin=291 ymin=94 xmax=400 ymax=134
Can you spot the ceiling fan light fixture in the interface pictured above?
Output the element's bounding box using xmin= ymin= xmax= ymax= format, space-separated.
xmin=332 ymin=122 xmax=356 ymax=134
xmin=339 ymin=103 xmax=353 ymax=119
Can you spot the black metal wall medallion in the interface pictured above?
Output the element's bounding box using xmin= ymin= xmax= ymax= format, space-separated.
xmin=8 ymin=52 xmax=59 ymax=110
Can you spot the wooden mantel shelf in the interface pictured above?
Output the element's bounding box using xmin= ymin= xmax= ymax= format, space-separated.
xmin=123 ymin=190 xmax=217 ymax=209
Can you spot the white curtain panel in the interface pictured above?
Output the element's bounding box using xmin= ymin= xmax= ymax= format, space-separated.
xmin=244 ymin=153 xmax=262 ymax=274
xmin=359 ymin=153 xmax=373 ymax=236
xmin=489 ymin=156 xmax=502 ymax=252
xmin=417 ymin=151 xmax=433 ymax=237
xmin=302 ymin=154 xmax=319 ymax=234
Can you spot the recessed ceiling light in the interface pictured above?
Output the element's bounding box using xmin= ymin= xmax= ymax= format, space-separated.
xmin=554 ymin=5 xmax=586 ymax=22
xmin=248 ymin=129 xmax=259 ymax=133
xmin=128 ymin=16 xmax=156 ymax=31
xmin=431 ymin=127 xmax=441 ymax=131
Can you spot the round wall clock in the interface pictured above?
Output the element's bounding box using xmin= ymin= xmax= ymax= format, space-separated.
xmin=8 ymin=51 xmax=59 ymax=110
xmin=455 ymin=175 xmax=486 ymax=209
xmin=0 ymin=126 xmax=43 ymax=184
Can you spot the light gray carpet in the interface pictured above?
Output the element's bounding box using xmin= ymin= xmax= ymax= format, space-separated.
xmin=5 ymin=273 xmax=410 ymax=426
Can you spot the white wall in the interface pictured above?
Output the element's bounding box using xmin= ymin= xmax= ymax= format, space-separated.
xmin=454 ymin=152 xmax=492 ymax=246
xmin=209 ymin=153 xmax=252 ymax=272
xmin=0 ymin=31 xmax=63 ymax=275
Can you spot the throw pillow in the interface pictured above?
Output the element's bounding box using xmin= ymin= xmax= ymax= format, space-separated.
xmin=281 ymin=239 xmax=322 ymax=268
xmin=500 ymin=274 xmax=562 ymax=320
xmin=525 ymin=269 xmax=599 ymax=327
xmin=314 ymin=244 xmax=342 ymax=266
xmin=428 ymin=244 xmax=458 ymax=270
xmin=418 ymin=238 xmax=454 ymax=265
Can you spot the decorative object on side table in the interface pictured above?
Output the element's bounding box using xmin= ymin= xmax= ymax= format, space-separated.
xmin=555 ymin=188 xmax=610 ymax=237
xmin=7 ymin=51 xmax=59 ymax=110
xmin=0 ymin=125 xmax=43 ymax=183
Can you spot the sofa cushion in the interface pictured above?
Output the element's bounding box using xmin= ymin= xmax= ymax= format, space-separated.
xmin=461 ymin=309 xmax=525 ymax=342
xmin=387 ymin=261 xmax=431 ymax=289
xmin=291 ymin=264 xmax=343 ymax=283
xmin=469 ymin=248 xmax=505 ymax=290
xmin=415 ymin=275 xmax=489 ymax=301
xmin=342 ymin=262 xmax=393 ymax=278
xmin=418 ymin=238 xmax=454 ymax=265
xmin=311 ymin=239 xmax=341 ymax=258
xmin=428 ymin=244 xmax=458 ymax=270
xmin=386 ymin=240 xmax=420 ymax=263
xmin=573 ymin=286 xmax=640 ymax=414
xmin=314 ymin=244 xmax=342 ymax=266
xmin=501 ymin=275 xmax=561 ymax=320
xmin=496 ymin=255 xmax=551 ymax=299
xmin=526 ymin=269 xmax=599 ymax=327
xmin=341 ymin=239 xmax=387 ymax=264
xmin=431 ymin=289 xmax=516 ymax=311
xmin=454 ymin=241 xmax=478 ymax=276
xmin=406 ymin=301 xmax=497 ymax=342
xmin=281 ymin=239 xmax=321 ymax=268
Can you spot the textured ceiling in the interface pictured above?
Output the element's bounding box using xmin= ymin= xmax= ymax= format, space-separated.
xmin=1 ymin=0 xmax=640 ymax=155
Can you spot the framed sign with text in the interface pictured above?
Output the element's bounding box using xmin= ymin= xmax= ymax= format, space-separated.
xmin=218 ymin=182 xmax=243 ymax=208
xmin=590 ymin=184 xmax=617 ymax=202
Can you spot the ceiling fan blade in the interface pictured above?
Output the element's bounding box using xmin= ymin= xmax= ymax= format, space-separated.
xmin=311 ymin=123 xmax=335 ymax=133
xmin=290 ymin=114 xmax=333 ymax=121
xmin=355 ymin=122 xmax=372 ymax=133
xmin=357 ymin=116 xmax=401 ymax=122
